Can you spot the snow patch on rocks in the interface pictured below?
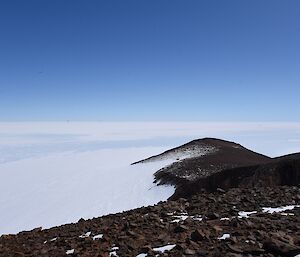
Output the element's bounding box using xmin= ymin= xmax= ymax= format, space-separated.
xmin=153 ymin=244 xmax=176 ymax=253
xmin=92 ymin=234 xmax=103 ymax=240
xmin=218 ymin=233 xmax=230 ymax=240
xmin=79 ymin=231 xmax=91 ymax=238
xmin=66 ymin=249 xmax=74 ymax=255
xmin=238 ymin=211 xmax=257 ymax=218
xmin=262 ymin=205 xmax=300 ymax=214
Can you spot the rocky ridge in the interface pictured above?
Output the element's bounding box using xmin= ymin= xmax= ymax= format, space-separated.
xmin=172 ymin=152 xmax=300 ymax=200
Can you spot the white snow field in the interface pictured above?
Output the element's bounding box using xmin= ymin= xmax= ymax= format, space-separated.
xmin=0 ymin=122 xmax=300 ymax=235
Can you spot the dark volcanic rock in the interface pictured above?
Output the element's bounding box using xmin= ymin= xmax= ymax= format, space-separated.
xmin=174 ymin=225 xmax=188 ymax=233
xmin=1 ymin=186 xmax=300 ymax=257
xmin=263 ymin=237 xmax=300 ymax=256
xmin=190 ymin=229 xmax=207 ymax=241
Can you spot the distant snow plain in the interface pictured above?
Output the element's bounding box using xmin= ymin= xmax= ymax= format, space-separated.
xmin=0 ymin=122 xmax=300 ymax=235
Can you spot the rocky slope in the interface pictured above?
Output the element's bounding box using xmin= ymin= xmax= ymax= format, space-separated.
xmin=1 ymin=186 xmax=300 ymax=257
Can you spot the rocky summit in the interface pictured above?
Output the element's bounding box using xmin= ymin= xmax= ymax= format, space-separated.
xmin=1 ymin=138 xmax=300 ymax=257
xmin=133 ymin=138 xmax=271 ymax=187
xmin=133 ymin=138 xmax=300 ymax=200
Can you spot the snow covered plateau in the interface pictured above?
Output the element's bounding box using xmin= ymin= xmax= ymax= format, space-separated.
xmin=0 ymin=122 xmax=300 ymax=235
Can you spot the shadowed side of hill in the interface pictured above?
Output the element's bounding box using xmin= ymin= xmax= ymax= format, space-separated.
xmin=170 ymin=154 xmax=300 ymax=200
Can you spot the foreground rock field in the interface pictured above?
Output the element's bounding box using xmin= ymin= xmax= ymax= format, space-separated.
xmin=1 ymin=186 xmax=300 ymax=257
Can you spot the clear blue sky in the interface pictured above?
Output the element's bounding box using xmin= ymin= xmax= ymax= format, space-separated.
xmin=0 ymin=0 xmax=299 ymax=121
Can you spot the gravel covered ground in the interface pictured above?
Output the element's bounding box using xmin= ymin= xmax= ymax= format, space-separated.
xmin=1 ymin=186 xmax=300 ymax=257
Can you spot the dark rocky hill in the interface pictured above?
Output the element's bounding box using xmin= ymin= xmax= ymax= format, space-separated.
xmin=133 ymin=138 xmax=300 ymax=200
xmin=133 ymin=138 xmax=271 ymax=187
